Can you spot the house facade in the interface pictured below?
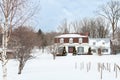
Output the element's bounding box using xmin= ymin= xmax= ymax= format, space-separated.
xmin=89 ymin=38 xmax=111 ymax=55
xmin=54 ymin=33 xmax=111 ymax=55
xmin=54 ymin=33 xmax=89 ymax=54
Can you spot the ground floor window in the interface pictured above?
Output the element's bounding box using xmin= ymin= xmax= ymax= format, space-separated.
xmin=58 ymin=47 xmax=64 ymax=53
xmin=77 ymin=47 xmax=84 ymax=54
xmin=91 ymin=49 xmax=96 ymax=53
xmin=102 ymin=49 xmax=108 ymax=52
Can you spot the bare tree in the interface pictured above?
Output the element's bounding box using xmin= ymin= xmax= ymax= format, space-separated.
xmin=113 ymin=27 xmax=120 ymax=54
xmin=116 ymin=27 xmax=120 ymax=41
xmin=74 ymin=17 xmax=109 ymax=38
xmin=71 ymin=21 xmax=81 ymax=33
xmin=47 ymin=45 xmax=58 ymax=60
xmin=45 ymin=31 xmax=60 ymax=59
xmin=45 ymin=32 xmax=60 ymax=46
xmin=0 ymin=27 xmax=2 ymax=46
xmin=98 ymin=0 xmax=120 ymax=39
xmin=89 ymin=18 xmax=97 ymax=38
xmin=9 ymin=26 xmax=36 ymax=74
xmin=57 ymin=19 xmax=70 ymax=33
xmin=36 ymin=29 xmax=47 ymax=52
xmin=0 ymin=0 xmax=40 ymax=79
xmin=0 ymin=1 xmax=25 ymax=80
xmin=79 ymin=18 xmax=90 ymax=34
xmin=95 ymin=17 xmax=109 ymax=38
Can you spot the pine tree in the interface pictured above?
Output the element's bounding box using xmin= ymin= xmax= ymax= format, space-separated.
xmin=38 ymin=29 xmax=42 ymax=36
xmin=73 ymin=47 xmax=77 ymax=56
xmin=87 ymin=47 xmax=92 ymax=55
xmin=37 ymin=29 xmax=47 ymax=52
xmin=62 ymin=46 xmax=67 ymax=56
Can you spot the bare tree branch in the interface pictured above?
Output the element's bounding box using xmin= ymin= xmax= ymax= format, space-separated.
xmin=98 ymin=0 xmax=120 ymax=39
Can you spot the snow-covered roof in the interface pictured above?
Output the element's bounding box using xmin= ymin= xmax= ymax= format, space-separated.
xmin=89 ymin=38 xmax=110 ymax=48
xmin=55 ymin=34 xmax=87 ymax=38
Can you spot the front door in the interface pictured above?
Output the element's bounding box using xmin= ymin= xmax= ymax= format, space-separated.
xmin=68 ymin=46 xmax=75 ymax=53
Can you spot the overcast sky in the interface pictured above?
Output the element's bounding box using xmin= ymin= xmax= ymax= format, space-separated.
xmin=32 ymin=0 xmax=111 ymax=32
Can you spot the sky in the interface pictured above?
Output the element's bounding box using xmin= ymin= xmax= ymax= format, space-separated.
xmin=32 ymin=0 xmax=111 ymax=32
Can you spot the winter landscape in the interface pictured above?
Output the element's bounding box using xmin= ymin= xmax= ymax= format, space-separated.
xmin=0 ymin=49 xmax=120 ymax=80
xmin=1 ymin=0 xmax=120 ymax=80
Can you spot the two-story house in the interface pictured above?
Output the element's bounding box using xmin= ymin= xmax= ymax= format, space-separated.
xmin=54 ymin=33 xmax=89 ymax=54
xmin=54 ymin=33 xmax=111 ymax=55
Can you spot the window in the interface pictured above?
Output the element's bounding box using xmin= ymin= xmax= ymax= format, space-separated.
xmin=79 ymin=38 xmax=82 ymax=43
xmin=69 ymin=38 xmax=73 ymax=43
xmin=91 ymin=49 xmax=96 ymax=53
xmin=102 ymin=49 xmax=108 ymax=52
xmin=58 ymin=47 xmax=64 ymax=53
xmin=77 ymin=47 xmax=84 ymax=54
xmin=60 ymin=38 xmax=64 ymax=43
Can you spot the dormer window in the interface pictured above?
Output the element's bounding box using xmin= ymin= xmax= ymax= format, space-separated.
xmin=79 ymin=38 xmax=82 ymax=43
xmin=60 ymin=38 xmax=64 ymax=43
xmin=69 ymin=38 xmax=73 ymax=43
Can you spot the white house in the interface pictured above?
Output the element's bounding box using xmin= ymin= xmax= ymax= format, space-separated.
xmin=89 ymin=38 xmax=111 ymax=55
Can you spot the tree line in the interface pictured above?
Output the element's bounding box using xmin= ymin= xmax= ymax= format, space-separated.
xmin=58 ymin=17 xmax=110 ymax=38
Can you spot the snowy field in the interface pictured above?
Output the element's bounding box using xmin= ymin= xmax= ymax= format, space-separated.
xmin=0 ymin=49 xmax=120 ymax=80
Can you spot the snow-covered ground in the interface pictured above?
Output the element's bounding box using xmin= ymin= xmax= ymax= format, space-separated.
xmin=0 ymin=49 xmax=120 ymax=80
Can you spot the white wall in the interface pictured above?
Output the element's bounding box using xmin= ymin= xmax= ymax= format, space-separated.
xmin=58 ymin=43 xmax=89 ymax=54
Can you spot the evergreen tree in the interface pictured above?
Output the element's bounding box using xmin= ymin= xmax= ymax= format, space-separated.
xmin=62 ymin=46 xmax=67 ymax=56
xmin=38 ymin=29 xmax=42 ymax=36
xmin=73 ymin=47 xmax=77 ymax=56
xmin=37 ymin=29 xmax=47 ymax=52
xmin=87 ymin=47 xmax=92 ymax=55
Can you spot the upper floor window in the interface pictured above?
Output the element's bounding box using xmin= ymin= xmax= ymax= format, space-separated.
xmin=60 ymin=38 xmax=64 ymax=43
xmin=69 ymin=38 xmax=73 ymax=43
xmin=79 ymin=38 xmax=82 ymax=43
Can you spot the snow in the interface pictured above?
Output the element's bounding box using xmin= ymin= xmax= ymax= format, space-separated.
xmin=0 ymin=49 xmax=120 ymax=80
xmin=55 ymin=34 xmax=87 ymax=38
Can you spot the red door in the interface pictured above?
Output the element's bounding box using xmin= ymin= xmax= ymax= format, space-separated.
xmin=68 ymin=46 xmax=75 ymax=53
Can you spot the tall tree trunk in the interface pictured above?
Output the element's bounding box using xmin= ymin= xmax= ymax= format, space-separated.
xmin=2 ymin=25 xmax=8 ymax=80
xmin=1 ymin=15 xmax=9 ymax=80
xmin=2 ymin=59 xmax=7 ymax=80
xmin=18 ymin=57 xmax=25 ymax=74
xmin=18 ymin=61 xmax=24 ymax=74
xmin=112 ymin=22 xmax=115 ymax=40
xmin=1 ymin=47 xmax=7 ymax=80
